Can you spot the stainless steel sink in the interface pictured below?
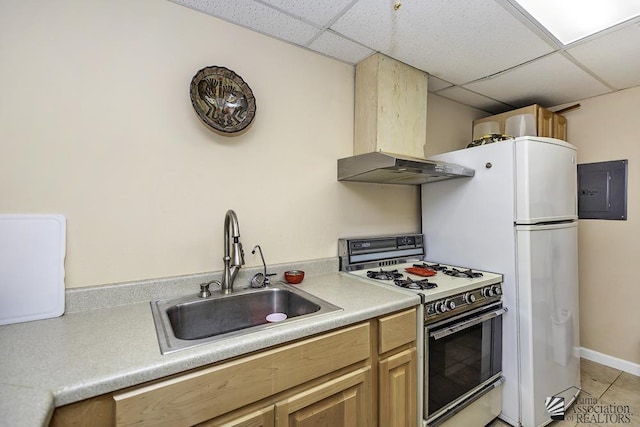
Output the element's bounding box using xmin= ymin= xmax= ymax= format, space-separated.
xmin=151 ymin=282 xmax=341 ymax=354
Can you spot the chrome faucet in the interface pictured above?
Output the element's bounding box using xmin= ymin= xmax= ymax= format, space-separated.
xmin=221 ymin=209 xmax=245 ymax=294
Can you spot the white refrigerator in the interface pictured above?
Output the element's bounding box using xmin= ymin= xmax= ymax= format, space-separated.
xmin=421 ymin=136 xmax=580 ymax=427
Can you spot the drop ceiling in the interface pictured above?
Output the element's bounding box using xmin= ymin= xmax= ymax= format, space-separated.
xmin=171 ymin=0 xmax=640 ymax=114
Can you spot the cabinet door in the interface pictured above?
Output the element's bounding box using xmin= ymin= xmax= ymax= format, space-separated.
xmin=275 ymin=367 xmax=372 ymax=427
xmin=553 ymin=114 xmax=568 ymax=141
xmin=379 ymin=347 xmax=417 ymax=427
xmin=537 ymin=106 xmax=554 ymax=137
xmin=198 ymin=406 xmax=275 ymax=427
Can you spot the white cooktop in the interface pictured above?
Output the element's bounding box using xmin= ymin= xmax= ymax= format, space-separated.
xmin=347 ymin=262 xmax=502 ymax=302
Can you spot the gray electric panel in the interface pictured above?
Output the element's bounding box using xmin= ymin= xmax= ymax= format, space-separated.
xmin=578 ymin=160 xmax=627 ymax=220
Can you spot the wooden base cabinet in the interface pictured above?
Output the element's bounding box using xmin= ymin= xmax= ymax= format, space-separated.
xmin=377 ymin=309 xmax=418 ymax=427
xmin=50 ymin=307 xmax=419 ymax=427
xmin=275 ymin=367 xmax=371 ymax=427
xmin=197 ymin=368 xmax=372 ymax=427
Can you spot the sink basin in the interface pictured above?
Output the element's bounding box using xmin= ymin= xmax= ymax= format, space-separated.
xmin=151 ymin=282 xmax=341 ymax=354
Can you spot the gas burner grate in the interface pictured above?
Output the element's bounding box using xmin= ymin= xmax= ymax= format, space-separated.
xmin=366 ymin=268 xmax=403 ymax=281
xmin=393 ymin=277 xmax=438 ymax=290
xmin=443 ymin=268 xmax=484 ymax=278
xmin=415 ymin=263 xmax=449 ymax=272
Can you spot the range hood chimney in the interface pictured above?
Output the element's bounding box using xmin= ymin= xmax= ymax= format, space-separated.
xmin=338 ymin=53 xmax=474 ymax=185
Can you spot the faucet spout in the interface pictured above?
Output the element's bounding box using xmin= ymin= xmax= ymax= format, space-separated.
xmin=221 ymin=210 xmax=245 ymax=294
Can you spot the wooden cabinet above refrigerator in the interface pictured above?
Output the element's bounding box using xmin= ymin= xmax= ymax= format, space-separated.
xmin=473 ymin=104 xmax=567 ymax=141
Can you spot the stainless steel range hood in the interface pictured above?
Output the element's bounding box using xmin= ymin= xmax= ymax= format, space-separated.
xmin=337 ymin=151 xmax=475 ymax=185
xmin=338 ymin=54 xmax=475 ymax=186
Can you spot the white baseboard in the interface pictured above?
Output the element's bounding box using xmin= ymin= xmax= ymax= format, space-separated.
xmin=580 ymin=347 xmax=640 ymax=376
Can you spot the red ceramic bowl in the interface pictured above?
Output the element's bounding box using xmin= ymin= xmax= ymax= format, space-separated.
xmin=284 ymin=270 xmax=305 ymax=284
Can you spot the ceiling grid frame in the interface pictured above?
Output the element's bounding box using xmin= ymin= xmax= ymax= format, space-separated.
xmin=170 ymin=0 xmax=640 ymax=113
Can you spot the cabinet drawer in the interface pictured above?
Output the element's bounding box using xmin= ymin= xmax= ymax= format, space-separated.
xmin=378 ymin=308 xmax=416 ymax=354
xmin=113 ymin=323 xmax=370 ymax=427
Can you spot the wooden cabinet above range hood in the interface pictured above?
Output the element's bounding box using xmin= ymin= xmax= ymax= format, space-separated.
xmin=338 ymin=53 xmax=474 ymax=185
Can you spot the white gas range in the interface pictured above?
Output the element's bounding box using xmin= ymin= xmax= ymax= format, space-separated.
xmin=339 ymin=234 xmax=506 ymax=427
xmin=339 ymin=234 xmax=502 ymax=314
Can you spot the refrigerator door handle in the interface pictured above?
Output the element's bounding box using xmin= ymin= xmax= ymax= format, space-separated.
xmin=430 ymin=307 xmax=508 ymax=340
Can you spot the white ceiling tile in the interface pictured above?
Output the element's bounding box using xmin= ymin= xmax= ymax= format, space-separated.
xmin=171 ymin=0 xmax=320 ymax=45
xmin=464 ymin=53 xmax=612 ymax=107
xmin=331 ymin=0 xmax=554 ymax=84
xmin=308 ymin=31 xmax=374 ymax=64
xmin=437 ymin=86 xmax=514 ymax=114
xmin=169 ymin=1 xmax=640 ymax=108
xmin=428 ymin=76 xmax=453 ymax=92
xmin=568 ymin=23 xmax=640 ymax=90
xmin=258 ymin=0 xmax=355 ymax=28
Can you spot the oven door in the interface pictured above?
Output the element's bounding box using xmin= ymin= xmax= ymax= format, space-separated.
xmin=425 ymin=302 xmax=506 ymax=425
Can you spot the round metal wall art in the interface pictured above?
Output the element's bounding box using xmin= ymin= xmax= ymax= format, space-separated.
xmin=190 ymin=66 xmax=256 ymax=134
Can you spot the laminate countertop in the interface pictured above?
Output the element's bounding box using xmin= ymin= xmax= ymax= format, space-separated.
xmin=0 ymin=263 xmax=420 ymax=427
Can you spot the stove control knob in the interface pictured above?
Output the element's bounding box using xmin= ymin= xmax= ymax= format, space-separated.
xmin=483 ymin=287 xmax=495 ymax=297
xmin=434 ymin=301 xmax=447 ymax=313
xmin=445 ymin=299 xmax=456 ymax=310
xmin=463 ymin=292 xmax=476 ymax=303
xmin=492 ymin=285 xmax=502 ymax=296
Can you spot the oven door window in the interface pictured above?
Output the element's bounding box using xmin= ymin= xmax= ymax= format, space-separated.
xmin=427 ymin=307 xmax=503 ymax=417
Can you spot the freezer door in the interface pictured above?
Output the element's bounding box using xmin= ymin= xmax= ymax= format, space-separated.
xmin=515 ymin=137 xmax=578 ymax=224
xmin=516 ymin=222 xmax=580 ymax=427
xmin=423 ymin=141 xmax=516 ymax=268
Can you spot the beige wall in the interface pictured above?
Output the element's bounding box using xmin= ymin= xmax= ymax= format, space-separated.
xmin=563 ymin=86 xmax=640 ymax=365
xmin=0 ymin=0 xmax=425 ymax=288
xmin=425 ymin=93 xmax=487 ymax=156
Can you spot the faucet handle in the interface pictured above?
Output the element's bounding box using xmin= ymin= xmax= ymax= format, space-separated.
xmin=250 ymin=272 xmax=276 ymax=288
xmin=250 ymin=273 xmax=266 ymax=288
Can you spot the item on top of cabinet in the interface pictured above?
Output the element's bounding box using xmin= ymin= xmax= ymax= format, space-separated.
xmin=466 ymin=134 xmax=513 ymax=148
xmin=472 ymin=120 xmax=500 ymax=139
xmin=190 ymin=66 xmax=256 ymax=134
xmin=505 ymin=113 xmax=536 ymax=137
xmin=284 ymin=270 xmax=305 ymax=284
xmin=472 ymin=104 xmax=568 ymax=142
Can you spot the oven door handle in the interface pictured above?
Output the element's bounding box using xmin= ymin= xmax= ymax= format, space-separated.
xmin=430 ymin=307 xmax=508 ymax=340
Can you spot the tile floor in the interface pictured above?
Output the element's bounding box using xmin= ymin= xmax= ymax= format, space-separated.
xmin=487 ymin=358 xmax=640 ymax=427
